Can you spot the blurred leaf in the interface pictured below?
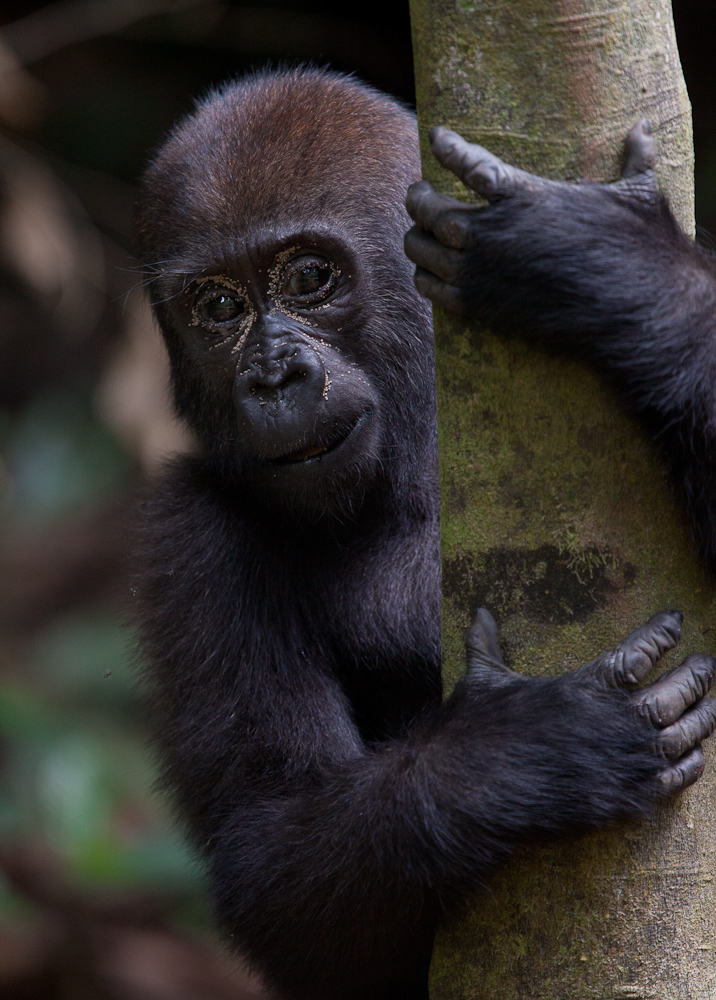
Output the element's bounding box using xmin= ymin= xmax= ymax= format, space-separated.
xmin=0 ymin=674 xmax=199 ymax=892
xmin=38 ymin=730 xmax=111 ymax=851
xmin=3 ymin=388 xmax=129 ymax=526
xmin=76 ymin=830 xmax=202 ymax=890
xmin=31 ymin=612 xmax=136 ymax=710
xmin=0 ymin=869 xmax=36 ymax=924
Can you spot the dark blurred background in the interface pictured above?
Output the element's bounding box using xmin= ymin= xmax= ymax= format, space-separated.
xmin=0 ymin=2 xmax=712 ymax=997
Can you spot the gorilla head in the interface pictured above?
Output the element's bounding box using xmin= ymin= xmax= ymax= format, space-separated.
xmin=136 ymin=69 xmax=435 ymax=521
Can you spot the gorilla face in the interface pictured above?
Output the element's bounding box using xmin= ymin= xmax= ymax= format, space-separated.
xmin=164 ymin=231 xmax=384 ymax=516
xmin=138 ymin=71 xmax=434 ymax=523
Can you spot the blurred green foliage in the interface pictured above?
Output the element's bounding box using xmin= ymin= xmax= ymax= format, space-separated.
xmin=0 ymin=388 xmax=205 ymax=928
xmin=4 ymin=390 xmax=128 ymax=524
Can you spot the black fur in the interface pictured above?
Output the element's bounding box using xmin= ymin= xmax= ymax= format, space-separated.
xmin=134 ymin=69 xmax=716 ymax=1000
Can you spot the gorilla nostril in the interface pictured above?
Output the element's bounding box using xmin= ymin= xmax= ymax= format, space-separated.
xmin=281 ymin=369 xmax=305 ymax=389
xmin=253 ymin=366 xmax=306 ymax=394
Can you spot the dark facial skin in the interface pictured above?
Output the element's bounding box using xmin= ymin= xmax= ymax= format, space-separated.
xmin=168 ymin=234 xmax=383 ymax=517
xmin=134 ymin=69 xmax=716 ymax=1000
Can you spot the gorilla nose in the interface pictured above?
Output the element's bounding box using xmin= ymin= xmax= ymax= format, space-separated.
xmin=234 ymin=345 xmax=325 ymax=411
xmin=253 ymin=365 xmax=303 ymax=392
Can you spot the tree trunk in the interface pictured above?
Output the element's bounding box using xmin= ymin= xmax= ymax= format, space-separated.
xmin=408 ymin=1 xmax=716 ymax=996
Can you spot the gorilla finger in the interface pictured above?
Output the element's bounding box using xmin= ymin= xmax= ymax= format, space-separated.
xmin=633 ymin=654 xmax=716 ymax=727
xmin=578 ymin=609 xmax=682 ymax=689
xmin=413 ymin=268 xmax=466 ymax=312
xmin=621 ymin=119 xmax=658 ymax=178
xmin=404 ymin=227 xmax=464 ymax=284
xmin=609 ymin=120 xmax=659 ymax=204
xmin=657 ymin=746 xmax=705 ymax=797
xmin=406 ymin=180 xmax=459 ymax=222
xmin=429 ymin=126 xmax=548 ymax=201
xmin=656 ymin=700 xmax=716 ymax=760
xmin=465 ymin=609 xmax=520 ymax=688
xmin=405 ymin=181 xmax=475 ymax=236
xmin=406 ymin=181 xmax=475 ymax=250
xmin=466 ymin=608 xmax=505 ymax=667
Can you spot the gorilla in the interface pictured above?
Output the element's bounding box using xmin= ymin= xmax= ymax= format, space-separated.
xmin=134 ymin=68 xmax=716 ymax=1000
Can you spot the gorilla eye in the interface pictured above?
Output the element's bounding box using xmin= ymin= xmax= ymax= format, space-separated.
xmin=190 ymin=282 xmax=249 ymax=334
xmin=281 ymin=257 xmax=337 ymax=304
xmin=203 ymin=293 xmax=243 ymax=323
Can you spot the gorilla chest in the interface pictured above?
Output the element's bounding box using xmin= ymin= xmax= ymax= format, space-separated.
xmin=309 ymin=541 xmax=442 ymax=741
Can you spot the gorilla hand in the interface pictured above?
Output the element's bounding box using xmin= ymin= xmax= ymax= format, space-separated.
xmin=403 ymin=120 xmax=669 ymax=348
xmin=455 ymin=609 xmax=716 ymax=816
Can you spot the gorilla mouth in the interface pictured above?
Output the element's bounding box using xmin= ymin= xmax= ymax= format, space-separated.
xmin=272 ymin=414 xmax=366 ymax=464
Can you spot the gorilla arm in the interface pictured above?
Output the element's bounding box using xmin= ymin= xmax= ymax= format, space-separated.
xmin=138 ymin=477 xmax=716 ymax=999
xmin=404 ymin=123 xmax=716 ymax=561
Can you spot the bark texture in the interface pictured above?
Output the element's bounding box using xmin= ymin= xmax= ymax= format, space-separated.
xmin=408 ymin=1 xmax=716 ymax=996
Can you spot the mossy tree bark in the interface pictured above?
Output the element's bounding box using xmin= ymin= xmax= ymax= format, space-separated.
xmin=408 ymin=1 xmax=716 ymax=996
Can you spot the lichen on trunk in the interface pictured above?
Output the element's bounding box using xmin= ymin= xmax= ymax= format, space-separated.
xmin=408 ymin=1 xmax=716 ymax=996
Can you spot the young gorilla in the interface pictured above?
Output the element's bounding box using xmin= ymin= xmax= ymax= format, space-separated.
xmin=135 ymin=68 xmax=716 ymax=1000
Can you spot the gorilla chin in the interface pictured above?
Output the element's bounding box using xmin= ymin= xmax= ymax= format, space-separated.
xmin=240 ymin=406 xmax=383 ymax=521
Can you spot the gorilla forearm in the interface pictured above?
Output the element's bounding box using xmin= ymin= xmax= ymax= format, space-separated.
xmin=163 ymin=658 xmax=666 ymax=1000
xmin=207 ymin=681 xmax=660 ymax=999
xmin=466 ymin=196 xmax=716 ymax=557
xmin=138 ymin=476 xmax=707 ymax=999
xmin=454 ymin=195 xmax=716 ymax=405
